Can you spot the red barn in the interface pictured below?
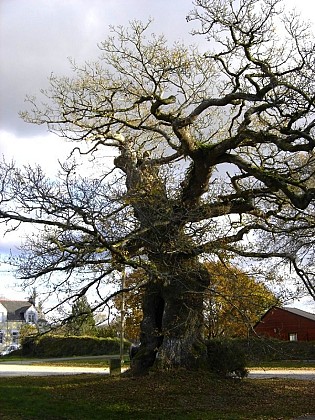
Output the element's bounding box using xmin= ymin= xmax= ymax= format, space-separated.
xmin=254 ymin=307 xmax=315 ymax=341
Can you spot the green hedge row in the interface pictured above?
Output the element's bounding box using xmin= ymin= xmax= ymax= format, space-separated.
xmin=22 ymin=335 xmax=130 ymax=358
xmin=236 ymin=338 xmax=315 ymax=362
xmin=205 ymin=338 xmax=315 ymax=378
xmin=21 ymin=335 xmax=315 ymax=362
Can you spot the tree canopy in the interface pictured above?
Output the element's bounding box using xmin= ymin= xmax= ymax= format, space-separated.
xmin=1 ymin=0 xmax=315 ymax=374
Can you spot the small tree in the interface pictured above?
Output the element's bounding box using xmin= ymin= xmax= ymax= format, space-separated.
xmin=113 ymin=270 xmax=146 ymax=342
xmin=204 ymin=262 xmax=278 ymax=339
xmin=19 ymin=323 xmax=38 ymax=345
xmin=67 ymin=296 xmax=96 ymax=336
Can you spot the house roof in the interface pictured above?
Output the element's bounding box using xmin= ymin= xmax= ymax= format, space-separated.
xmin=0 ymin=300 xmax=33 ymax=321
xmin=283 ymin=307 xmax=315 ymax=322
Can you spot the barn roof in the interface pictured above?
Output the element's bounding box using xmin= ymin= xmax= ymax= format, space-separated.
xmin=283 ymin=307 xmax=315 ymax=322
xmin=255 ymin=306 xmax=315 ymax=327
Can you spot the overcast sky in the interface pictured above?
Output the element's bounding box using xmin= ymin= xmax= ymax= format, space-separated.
xmin=0 ymin=0 xmax=314 ymax=305
xmin=0 ymin=0 xmax=196 ymax=299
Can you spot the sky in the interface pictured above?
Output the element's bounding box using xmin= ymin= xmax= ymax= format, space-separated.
xmin=0 ymin=0 xmax=314 ymax=308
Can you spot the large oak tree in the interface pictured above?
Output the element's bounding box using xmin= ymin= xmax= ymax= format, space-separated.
xmin=1 ymin=0 xmax=315 ymax=374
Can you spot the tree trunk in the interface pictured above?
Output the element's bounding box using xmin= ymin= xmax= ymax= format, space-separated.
xmin=115 ymin=148 xmax=210 ymax=375
xmin=131 ymin=259 xmax=210 ymax=375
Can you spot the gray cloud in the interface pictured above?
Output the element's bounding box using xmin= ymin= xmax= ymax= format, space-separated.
xmin=0 ymin=0 xmax=195 ymax=136
xmin=0 ymin=0 xmax=195 ymax=257
xmin=0 ymin=0 xmax=312 ymax=136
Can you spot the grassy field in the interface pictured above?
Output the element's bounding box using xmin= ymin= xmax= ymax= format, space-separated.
xmin=248 ymin=360 xmax=315 ymax=369
xmin=39 ymin=358 xmax=315 ymax=369
xmin=4 ymin=356 xmax=314 ymax=369
xmin=34 ymin=358 xmax=113 ymax=368
xmin=0 ymin=368 xmax=315 ymax=419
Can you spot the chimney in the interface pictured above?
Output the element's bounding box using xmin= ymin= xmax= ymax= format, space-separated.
xmin=28 ymin=296 xmax=35 ymax=306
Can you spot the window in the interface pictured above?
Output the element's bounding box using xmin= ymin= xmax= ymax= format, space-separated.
xmin=11 ymin=331 xmax=19 ymax=344
xmin=27 ymin=312 xmax=36 ymax=324
xmin=0 ymin=331 xmax=4 ymax=344
xmin=289 ymin=333 xmax=298 ymax=341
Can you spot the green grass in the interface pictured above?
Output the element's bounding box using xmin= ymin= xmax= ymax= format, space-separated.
xmin=5 ymin=356 xmax=313 ymax=370
xmin=248 ymin=360 xmax=315 ymax=369
xmin=2 ymin=354 xmax=314 ymax=370
xmin=0 ymin=370 xmax=315 ymax=419
xmin=34 ymin=359 xmax=112 ymax=368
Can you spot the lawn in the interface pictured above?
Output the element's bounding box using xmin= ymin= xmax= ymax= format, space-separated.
xmin=248 ymin=360 xmax=315 ymax=369
xmin=34 ymin=357 xmax=113 ymax=368
xmin=36 ymin=358 xmax=315 ymax=369
xmin=0 ymin=369 xmax=314 ymax=419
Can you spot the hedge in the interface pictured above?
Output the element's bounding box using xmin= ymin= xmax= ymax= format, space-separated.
xmin=22 ymin=335 xmax=130 ymax=358
xmin=21 ymin=335 xmax=315 ymax=362
xmin=237 ymin=338 xmax=315 ymax=362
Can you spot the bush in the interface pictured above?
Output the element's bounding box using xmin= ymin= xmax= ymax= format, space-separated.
xmin=22 ymin=335 xmax=130 ymax=358
xmin=206 ymin=339 xmax=248 ymax=379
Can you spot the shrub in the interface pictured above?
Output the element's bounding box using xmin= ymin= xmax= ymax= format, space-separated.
xmin=206 ymin=339 xmax=248 ymax=379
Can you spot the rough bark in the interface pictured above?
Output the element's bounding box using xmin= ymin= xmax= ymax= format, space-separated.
xmin=131 ymin=257 xmax=210 ymax=374
xmin=115 ymin=145 xmax=211 ymax=374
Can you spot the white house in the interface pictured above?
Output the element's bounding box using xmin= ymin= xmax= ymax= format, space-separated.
xmin=0 ymin=299 xmax=39 ymax=351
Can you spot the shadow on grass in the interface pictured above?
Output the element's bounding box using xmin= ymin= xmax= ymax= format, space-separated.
xmin=0 ymin=370 xmax=314 ymax=419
